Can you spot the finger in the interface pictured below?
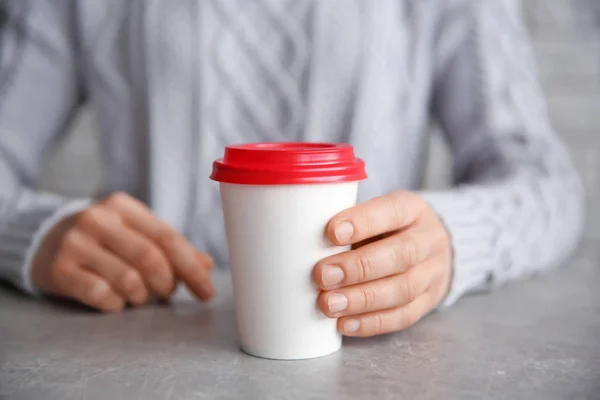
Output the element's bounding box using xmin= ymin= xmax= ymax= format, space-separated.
xmin=52 ymin=259 xmax=125 ymax=312
xmin=327 ymin=191 xmax=425 ymax=246
xmin=314 ymin=228 xmax=439 ymax=289
xmin=76 ymin=206 xmax=175 ymax=297
xmin=62 ymin=229 xmax=149 ymax=305
xmin=181 ymin=251 xmax=216 ymax=301
xmin=101 ymin=193 xmax=215 ymax=301
xmin=338 ymin=291 xmax=435 ymax=337
xmin=318 ymin=256 xmax=440 ymax=317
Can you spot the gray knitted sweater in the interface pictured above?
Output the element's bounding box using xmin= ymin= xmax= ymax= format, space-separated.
xmin=0 ymin=0 xmax=584 ymax=307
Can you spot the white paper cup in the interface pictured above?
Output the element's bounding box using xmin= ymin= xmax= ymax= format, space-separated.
xmin=211 ymin=143 xmax=367 ymax=360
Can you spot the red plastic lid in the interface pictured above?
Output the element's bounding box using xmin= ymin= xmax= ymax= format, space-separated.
xmin=210 ymin=143 xmax=367 ymax=185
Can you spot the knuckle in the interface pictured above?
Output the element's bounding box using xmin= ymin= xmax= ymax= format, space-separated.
xmin=155 ymin=228 xmax=179 ymax=252
xmin=50 ymin=257 xmax=72 ymax=283
xmin=375 ymin=313 xmax=384 ymax=333
xmin=103 ymin=192 xmax=130 ymax=209
xmin=388 ymin=192 xmax=407 ymax=225
xmin=383 ymin=244 xmax=400 ymax=268
xmin=133 ymin=242 xmax=161 ymax=271
xmin=360 ymin=208 xmax=374 ymax=238
xmin=359 ymin=287 xmax=377 ymax=311
xmin=60 ymin=230 xmax=80 ymax=250
xmin=394 ymin=190 xmax=423 ymax=207
xmin=370 ymin=313 xmax=384 ymax=335
xmin=77 ymin=206 xmax=105 ymax=229
xmin=120 ymin=269 xmax=142 ymax=292
xmin=87 ymin=280 xmax=112 ymax=305
xmin=389 ymin=190 xmax=407 ymax=200
xmin=399 ymin=234 xmax=421 ymax=266
xmin=389 ymin=191 xmax=425 ymax=221
xmin=354 ymin=252 xmax=376 ymax=282
xmin=133 ymin=250 xmax=171 ymax=294
xmin=398 ymin=276 xmax=418 ymax=303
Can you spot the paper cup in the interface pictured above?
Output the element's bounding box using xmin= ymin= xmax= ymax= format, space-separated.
xmin=211 ymin=143 xmax=367 ymax=360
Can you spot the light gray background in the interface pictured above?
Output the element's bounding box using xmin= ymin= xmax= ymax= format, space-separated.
xmin=40 ymin=0 xmax=600 ymax=243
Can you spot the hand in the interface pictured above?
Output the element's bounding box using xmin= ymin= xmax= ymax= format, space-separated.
xmin=313 ymin=191 xmax=452 ymax=337
xmin=31 ymin=193 xmax=215 ymax=312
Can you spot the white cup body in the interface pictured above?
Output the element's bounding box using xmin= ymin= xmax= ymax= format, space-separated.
xmin=220 ymin=181 xmax=359 ymax=360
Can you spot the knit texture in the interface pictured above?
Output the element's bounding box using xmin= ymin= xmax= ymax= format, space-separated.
xmin=191 ymin=0 xmax=314 ymax=256
xmin=207 ymin=0 xmax=311 ymax=141
xmin=0 ymin=0 xmax=584 ymax=306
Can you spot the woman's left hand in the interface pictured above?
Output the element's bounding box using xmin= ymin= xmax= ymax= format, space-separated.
xmin=313 ymin=191 xmax=453 ymax=337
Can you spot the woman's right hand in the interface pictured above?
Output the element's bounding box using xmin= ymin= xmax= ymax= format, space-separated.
xmin=31 ymin=193 xmax=215 ymax=312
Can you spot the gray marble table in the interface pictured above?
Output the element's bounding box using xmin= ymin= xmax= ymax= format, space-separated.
xmin=1 ymin=242 xmax=599 ymax=400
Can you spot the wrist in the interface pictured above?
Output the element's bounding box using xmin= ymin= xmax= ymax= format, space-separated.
xmin=25 ymin=200 xmax=92 ymax=295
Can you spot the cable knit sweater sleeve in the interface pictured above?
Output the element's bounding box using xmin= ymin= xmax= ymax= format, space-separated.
xmin=423 ymin=0 xmax=585 ymax=307
xmin=0 ymin=0 xmax=92 ymax=293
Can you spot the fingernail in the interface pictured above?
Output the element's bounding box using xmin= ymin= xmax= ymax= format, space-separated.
xmin=321 ymin=266 xmax=345 ymax=287
xmin=327 ymin=293 xmax=348 ymax=313
xmin=334 ymin=221 xmax=354 ymax=243
xmin=344 ymin=319 xmax=360 ymax=333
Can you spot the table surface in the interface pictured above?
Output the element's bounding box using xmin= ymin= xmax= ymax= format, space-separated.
xmin=1 ymin=242 xmax=599 ymax=400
